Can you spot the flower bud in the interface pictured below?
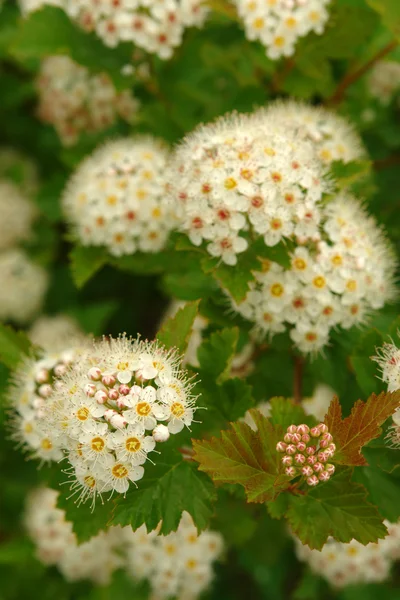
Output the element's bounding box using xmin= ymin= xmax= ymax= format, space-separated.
xmin=307 ymin=475 xmax=319 ymax=486
xmin=88 ymin=367 xmax=102 ymax=381
xmin=306 ymin=446 xmax=316 ymax=455
xmin=321 ymin=432 xmax=333 ymax=443
xmin=95 ymin=390 xmax=108 ymax=404
xmin=108 ymin=388 xmax=119 ymax=401
xmin=276 ymin=441 xmax=287 ymax=452
xmin=296 ymin=442 xmax=306 ymax=452
xmin=310 ymin=426 xmax=321 ymax=438
xmin=152 ymin=424 xmax=170 ymax=443
xmin=116 ymin=397 xmax=131 ymax=409
xmin=287 ymin=425 xmax=297 ymax=434
xmin=318 ymin=423 xmax=328 ymax=434
xmin=285 ymin=466 xmax=297 ymax=477
xmin=291 ymin=433 xmax=301 ymax=443
xmin=84 ymin=383 xmax=96 ymax=397
xmin=286 ymin=444 xmax=296 ymax=455
xmin=325 ymin=464 xmax=335 ymax=475
xmin=297 ymin=424 xmax=309 ymax=435
xmin=313 ymin=462 xmax=324 ymax=473
xmin=301 ymin=465 xmax=313 ymax=477
xmin=284 ymin=433 xmax=293 ymax=443
xmin=35 ymin=369 xmax=49 ymax=384
xmin=301 ymin=434 xmax=310 ymax=443
xmin=38 ymin=384 xmax=53 ymax=398
xmin=317 ymin=451 xmax=328 ymax=463
xmin=282 ymin=455 xmax=293 ymax=466
xmin=307 ymin=455 xmax=317 ymax=465
xmin=54 ymin=364 xmax=67 ymax=378
xmin=319 ymin=438 xmax=329 ymax=448
xmin=102 ymin=374 xmax=116 ymax=387
xmin=319 ymin=470 xmax=330 ymax=482
xmin=294 ymin=453 xmax=305 ymax=464
xmin=119 ymin=384 xmax=130 ymax=396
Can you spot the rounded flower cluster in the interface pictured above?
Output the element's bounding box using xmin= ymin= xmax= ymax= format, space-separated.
xmin=293 ymin=521 xmax=400 ymax=587
xmin=254 ymin=101 xmax=365 ymax=165
xmin=45 ymin=336 xmax=198 ymax=505
xmin=19 ymin=0 xmax=208 ymax=60
xmin=125 ymin=513 xmax=224 ymax=600
xmin=9 ymin=343 xmax=90 ymax=463
xmin=0 ymin=249 xmax=49 ymax=323
xmin=0 ymin=181 xmax=37 ymax=250
xmin=25 ymin=488 xmax=123 ymax=585
xmin=29 ymin=314 xmax=84 ymax=353
xmin=276 ymin=422 xmax=336 ymax=486
xmin=367 ymin=60 xmax=400 ymax=105
xmin=36 ymin=56 xmax=139 ymax=146
xmin=372 ymin=336 xmax=400 ymax=447
xmin=234 ymin=0 xmax=332 ymax=60
xmin=0 ymin=147 xmax=39 ymax=196
xmin=169 ymin=111 xmax=329 ymax=266
xmin=230 ymin=194 xmax=397 ymax=353
xmin=63 ymin=137 xmax=176 ymax=256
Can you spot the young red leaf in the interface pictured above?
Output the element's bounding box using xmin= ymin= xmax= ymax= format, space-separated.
xmin=324 ymin=391 xmax=400 ymax=466
xmin=192 ymin=409 xmax=291 ymax=503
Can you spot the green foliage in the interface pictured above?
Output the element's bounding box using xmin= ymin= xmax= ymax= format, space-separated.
xmin=69 ymin=245 xmax=108 ymax=289
xmin=0 ymin=324 xmax=32 ymax=369
xmin=197 ymin=327 xmax=239 ymax=382
xmin=156 ymin=300 xmax=200 ymax=355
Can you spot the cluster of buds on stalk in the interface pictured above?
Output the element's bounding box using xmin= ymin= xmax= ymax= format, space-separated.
xmin=276 ymin=423 xmax=336 ymax=487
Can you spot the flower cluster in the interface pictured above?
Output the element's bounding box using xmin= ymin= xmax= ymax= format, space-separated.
xmin=0 ymin=147 xmax=39 ymax=196
xmin=254 ymin=101 xmax=365 ymax=165
xmin=230 ymin=194 xmax=397 ymax=353
xmin=0 ymin=249 xmax=48 ymax=323
xmin=293 ymin=521 xmax=400 ymax=587
xmin=29 ymin=314 xmax=85 ymax=353
xmin=367 ymin=60 xmax=400 ymax=105
xmin=9 ymin=343 xmax=90 ymax=463
xmin=63 ymin=138 xmax=176 ymax=256
xmin=25 ymin=488 xmax=124 ymax=585
xmin=234 ymin=0 xmax=332 ymax=60
xmin=26 ymin=488 xmax=224 ymax=596
xmin=19 ymin=0 xmax=208 ymax=60
xmin=125 ymin=512 xmax=224 ymax=599
xmin=372 ymin=336 xmax=400 ymax=447
xmin=169 ymin=111 xmax=329 ymax=266
xmin=0 ymin=181 xmax=37 ymax=250
xmin=18 ymin=0 xmax=62 ymax=15
xmin=36 ymin=56 xmax=139 ymax=146
xmin=44 ymin=335 xmax=197 ymax=504
xmin=276 ymin=422 xmax=335 ymax=486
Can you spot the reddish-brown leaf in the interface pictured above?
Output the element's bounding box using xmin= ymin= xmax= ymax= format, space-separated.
xmin=324 ymin=392 xmax=400 ymax=466
xmin=192 ymin=410 xmax=291 ymax=503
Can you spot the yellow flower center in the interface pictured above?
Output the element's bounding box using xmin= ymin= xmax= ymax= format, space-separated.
xmin=293 ymin=258 xmax=306 ymax=270
xmin=313 ymin=276 xmax=326 ymax=289
xmin=136 ymin=402 xmax=151 ymax=416
xmin=112 ymin=464 xmax=128 ymax=479
xmin=76 ymin=407 xmax=89 ymax=421
xmin=171 ymin=402 xmax=185 ymax=418
xmin=271 ymin=283 xmax=284 ymax=297
xmin=84 ymin=475 xmax=96 ymax=489
xmin=91 ymin=437 xmax=105 ymax=452
xmin=346 ymin=279 xmax=357 ymax=292
xmin=41 ymin=438 xmax=53 ymax=450
xmin=224 ymin=177 xmax=237 ymax=190
xmin=24 ymin=423 xmax=33 ymax=433
xmin=126 ymin=437 xmax=141 ymax=452
xmin=107 ymin=195 xmax=117 ymax=205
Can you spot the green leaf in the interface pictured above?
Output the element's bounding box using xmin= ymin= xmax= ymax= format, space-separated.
xmin=201 ymin=252 xmax=258 ymax=303
xmin=197 ymin=327 xmax=239 ymax=383
xmin=350 ymin=329 xmax=384 ymax=396
xmin=286 ymin=468 xmax=387 ymax=550
xmin=35 ymin=173 xmax=65 ymax=222
xmin=69 ymin=301 xmax=118 ymax=336
xmin=56 ymin=487 xmax=113 ymax=543
xmin=193 ymin=410 xmax=291 ymax=503
xmin=69 ymin=245 xmax=108 ymax=289
xmin=111 ymin=453 xmax=217 ymax=534
xmin=266 ymin=492 xmax=290 ymax=520
xmin=353 ymin=466 xmax=400 ymax=523
xmin=269 ymin=397 xmax=317 ymax=430
xmin=156 ymin=300 xmax=200 ymax=355
xmin=330 ymin=159 xmax=373 ymax=192
xmin=366 ymin=0 xmax=400 ymax=40
xmin=363 ymin=439 xmax=400 ymax=474
xmin=0 ymin=324 xmax=32 ymax=369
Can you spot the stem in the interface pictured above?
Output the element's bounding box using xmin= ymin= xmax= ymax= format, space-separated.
xmin=327 ymin=40 xmax=398 ymax=107
xmin=293 ymin=356 xmax=303 ymax=405
xmin=271 ymin=57 xmax=296 ymax=94
xmin=374 ymin=154 xmax=400 ymax=170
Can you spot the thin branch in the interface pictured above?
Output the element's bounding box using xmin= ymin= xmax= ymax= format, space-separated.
xmin=270 ymin=57 xmax=296 ymax=95
xmin=374 ymin=154 xmax=400 ymax=170
xmin=327 ymin=40 xmax=398 ymax=107
xmin=293 ymin=355 xmax=303 ymax=405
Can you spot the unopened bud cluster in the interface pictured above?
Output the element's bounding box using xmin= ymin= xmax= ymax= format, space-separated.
xmin=276 ymin=422 xmax=335 ymax=486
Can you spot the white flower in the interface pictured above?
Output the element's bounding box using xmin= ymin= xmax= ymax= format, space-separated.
xmin=108 ymin=425 xmax=156 ymax=465
xmin=63 ymin=137 xmax=177 ymax=256
xmin=0 ymin=249 xmax=48 ymax=324
xmin=36 ymin=56 xmax=139 ymax=146
xmin=367 ymin=60 xmax=400 ymax=105
xmin=29 ymin=314 xmax=84 ymax=353
xmin=98 ymin=454 xmax=144 ymax=494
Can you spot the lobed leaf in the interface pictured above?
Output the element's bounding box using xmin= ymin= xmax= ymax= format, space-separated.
xmin=156 ymin=300 xmax=200 ymax=356
xmin=197 ymin=327 xmax=239 ymax=383
xmin=0 ymin=324 xmax=33 ymax=369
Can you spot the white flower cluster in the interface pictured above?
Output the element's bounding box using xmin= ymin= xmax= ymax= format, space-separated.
xmin=26 ymin=488 xmax=224 ymax=596
xmin=169 ymin=111 xmax=329 ymax=266
xmin=18 ymin=0 xmax=62 ymax=15
xmin=9 ymin=343 xmax=90 ymax=463
xmin=25 ymin=488 xmax=124 ymax=585
xmin=19 ymin=0 xmax=208 ymax=60
xmin=0 ymin=147 xmax=39 ymax=196
xmin=294 ymin=521 xmax=400 ymax=587
xmin=367 ymin=60 xmax=400 ymax=105
xmin=44 ymin=335 xmax=197 ymax=504
xmin=36 ymin=56 xmax=139 ymax=146
xmin=256 ymin=101 xmax=365 ymax=165
xmin=63 ymin=138 xmax=176 ymax=256
xmin=234 ymin=0 xmax=332 ymax=60
xmin=0 ymin=249 xmax=48 ymax=323
xmin=29 ymin=314 xmax=84 ymax=353
xmin=0 ymin=181 xmax=37 ymax=250
xmin=125 ymin=512 xmax=224 ymax=599
xmin=230 ymin=194 xmax=397 ymax=353
xmin=372 ymin=336 xmax=400 ymax=447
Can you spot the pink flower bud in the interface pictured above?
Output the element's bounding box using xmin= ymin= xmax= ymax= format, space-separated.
xmin=54 ymin=364 xmax=67 ymax=378
xmin=319 ymin=471 xmax=330 ymax=482
xmin=108 ymin=388 xmax=119 ymax=401
xmin=88 ymin=367 xmax=102 ymax=381
xmin=326 ymin=464 xmax=335 ymax=475
xmin=104 ymin=409 xmax=115 ymax=422
xmin=296 ymin=442 xmax=306 ymax=452
xmin=119 ymin=384 xmax=130 ymax=396
xmin=276 ymin=441 xmax=287 ymax=452
xmin=301 ymin=465 xmax=313 ymax=477
xmin=325 ymin=447 xmax=335 ymax=458
xmin=38 ymin=384 xmax=53 ymax=398
xmin=307 ymin=475 xmax=319 ymax=486
xmin=287 ymin=425 xmax=297 ymax=434
xmin=284 ymin=433 xmax=293 ymax=443
xmin=318 ymin=423 xmax=328 ymax=434
xmin=109 ymin=413 xmax=126 ymax=429
xmin=302 ymin=434 xmax=310 ymax=443
xmin=286 ymin=444 xmax=296 ymax=455
xmin=152 ymin=424 xmax=170 ymax=443
xmin=322 ymin=432 xmax=333 ymax=443
xmin=285 ymin=466 xmax=297 ymax=477
xmin=295 ymin=453 xmax=305 ymax=465
xmin=306 ymin=446 xmax=316 ymax=455
xmin=85 ymin=384 xmax=96 ymax=397
xmin=291 ymin=433 xmax=301 ymax=443
xmin=313 ymin=462 xmax=324 ymax=473
xmin=319 ymin=438 xmax=329 ymax=448
xmin=297 ymin=424 xmax=310 ymax=435
xmin=35 ymin=369 xmax=49 ymax=384
xmin=317 ymin=451 xmax=328 ymax=463
xmin=328 ymin=443 xmax=336 ymax=453
xmin=95 ymin=390 xmax=108 ymax=404
xmin=116 ymin=397 xmax=131 ymax=409
xmin=310 ymin=427 xmax=321 ymax=438
xmin=307 ymin=455 xmax=317 ymax=465
xmin=282 ymin=455 xmax=293 ymax=466
xmin=102 ymin=374 xmax=116 ymax=387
